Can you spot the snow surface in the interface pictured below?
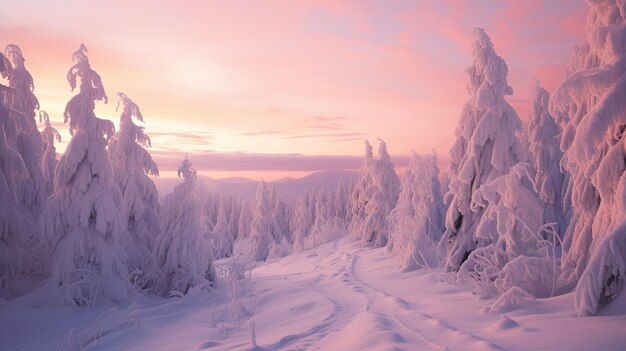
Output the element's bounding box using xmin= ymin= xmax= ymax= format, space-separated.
xmin=2 ymin=237 xmax=625 ymax=351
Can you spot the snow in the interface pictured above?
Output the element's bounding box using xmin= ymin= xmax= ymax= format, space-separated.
xmin=2 ymin=237 xmax=625 ymax=351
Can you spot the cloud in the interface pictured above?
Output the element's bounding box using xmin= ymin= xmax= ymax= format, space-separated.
xmin=239 ymin=129 xmax=284 ymax=136
xmin=284 ymin=132 xmax=367 ymax=140
xmin=237 ymin=114 xmax=359 ymax=140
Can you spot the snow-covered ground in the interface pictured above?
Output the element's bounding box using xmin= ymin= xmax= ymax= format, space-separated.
xmin=2 ymin=237 xmax=625 ymax=351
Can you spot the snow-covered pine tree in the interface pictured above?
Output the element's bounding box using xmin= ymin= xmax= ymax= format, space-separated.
xmin=291 ymin=189 xmax=315 ymax=253
xmin=227 ymin=197 xmax=241 ymax=244
xmin=0 ymin=79 xmax=29 ymax=300
xmin=154 ymin=155 xmax=213 ymax=296
xmin=306 ymin=189 xmax=338 ymax=249
xmin=39 ymin=111 xmax=61 ymax=195
xmin=440 ymin=28 xmax=526 ymax=271
xmin=334 ymin=177 xmax=350 ymax=225
xmin=39 ymin=44 xmax=129 ymax=306
xmin=371 ymin=139 xmax=401 ymax=242
xmin=108 ymin=93 xmax=160 ymax=274
xmin=268 ymin=187 xmax=285 ymax=243
xmin=549 ymin=0 xmax=626 ymax=315
xmin=349 ymin=140 xmax=375 ymax=233
xmin=4 ymin=44 xmax=46 ymax=216
xmin=526 ymin=84 xmax=568 ymax=236
xmin=236 ymin=181 xmax=278 ymax=262
xmin=459 ymin=163 xmax=552 ymax=298
xmin=203 ymin=192 xmax=220 ymax=232
xmin=273 ymin=191 xmax=292 ymax=243
xmin=211 ymin=195 xmax=235 ymax=260
xmin=236 ymin=200 xmax=252 ymax=243
xmin=350 ymin=139 xmax=400 ymax=246
xmin=387 ymin=151 xmax=445 ymax=271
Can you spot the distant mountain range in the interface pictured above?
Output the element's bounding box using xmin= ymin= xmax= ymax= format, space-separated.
xmin=153 ymin=170 xmax=358 ymax=199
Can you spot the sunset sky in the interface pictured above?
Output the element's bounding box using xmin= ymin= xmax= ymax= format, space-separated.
xmin=0 ymin=0 xmax=586 ymax=180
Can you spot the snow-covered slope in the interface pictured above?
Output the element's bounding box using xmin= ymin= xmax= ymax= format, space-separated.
xmin=2 ymin=237 xmax=625 ymax=351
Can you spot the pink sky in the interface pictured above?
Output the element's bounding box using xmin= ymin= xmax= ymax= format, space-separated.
xmin=0 ymin=0 xmax=586 ymax=180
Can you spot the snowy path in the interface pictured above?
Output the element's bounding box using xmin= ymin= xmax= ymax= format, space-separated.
xmin=267 ymin=243 xmax=503 ymax=351
xmin=2 ymin=238 xmax=626 ymax=351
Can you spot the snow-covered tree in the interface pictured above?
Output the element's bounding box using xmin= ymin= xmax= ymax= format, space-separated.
xmin=272 ymin=191 xmax=292 ymax=243
xmin=441 ymin=28 xmax=527 ymax=271
xmin=0 ymin=82 xmax=29 ymax=300
xmin=349 ymin=140 xmax=375 ymax=230
xmin=525 ymin=84 xmax=568 ymax=236
xmin=549 ymin=0 xmax=626 ymax=315
xmin=333 ymin=177 xmax=350 ymax=224
xmin=39 ymin=44 xmax=129 ymax=306
xmin=203 ymin=192 xmax=221 ymax=232
xmin=39 ymin=111 xmax=61 ymax=195
xmin=4 ymin=44 xmax=45 ymax=216
xmin=108 ymin=93 xmax=160 ymax=273
xmin=210 ymin=196 xmax=236 ymax=260
xmin=236 ymin=200 xmax=252 ymax=242
xmin=154 ymin=155 xmax=213 ymax=296
xmin=237 ymin=181 xmax=278 ymax=262
xmin=304 ymin=189 xmax=343 ymax=249
xmin=459 ymin=163 xmax=556 ymax=298
xmin=227 ymin=197 xmax=241 ymax=243
xmin=291 ymin=189 xmax=315 ymax=253
xmin=387 ymin=151 xmax=445 ymax=271
xmin=350 ymin=139 xmax=400 ymax=246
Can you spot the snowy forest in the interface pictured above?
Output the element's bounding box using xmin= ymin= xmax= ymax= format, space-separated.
xmin=1 ymin=1 xmax=626 ymax=350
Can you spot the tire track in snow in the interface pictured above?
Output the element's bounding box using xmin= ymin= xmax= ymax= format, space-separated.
xmin=339 ymin=248 xmax=444 ymax=351
xmin=253 ymin=246 xmax=368 ymax=350
xmin=348 ymin=248 xmax=507 ymax=351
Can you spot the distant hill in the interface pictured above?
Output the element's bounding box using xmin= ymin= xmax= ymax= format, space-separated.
xmin=272 ymin=170 xmax=357 ymax=199
xmin=153 ymin=170 xmax=358 ymax=199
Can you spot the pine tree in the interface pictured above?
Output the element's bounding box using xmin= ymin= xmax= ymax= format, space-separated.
xmin=39 ymin=44 xmax=129 ymax=306
xmin=0 ymin=60 xmax=29 ymax=299
xmin=245 ymin=181 xmax=277 ymax=261
xmin=39 ymin=111 xmax=61 ymax=195
xmin=349 ymin=140 xmax=375 ymax=232
xmin=441 ymin=28 xmax=526 ymax=271
xmin=458 ymin=163 xmax=553 ymax=298
xmin=227 ymin=197 xmax=241 ymax=244
xmin=272 ymin=191 xmax=291 ymax=243
xmin=4 ymin=44 xmax=46 ymax=216
xmin=333 ymin=177 xmax=350 ymax=225
xmin=350 ymin=139 xmax=400 ymax=246
xmin=154 ymin=155 xmax=213 ymax=296
xmin=291 ymin=189 xmax=315 ymax=253
xmin=236 ymin=200 xmax=252 ymax=243
xmin=549 ymin=1 xmax=626 ymax=315
xmin=108 ymin=93 xmax=160 ymax=274
xmin=211 ymin=196 xmax=234 ymax=260
xmin=526 ymin=84 xmax=568 ymax=236
xmin=387 ymin=151 xmax=445 ymax=271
